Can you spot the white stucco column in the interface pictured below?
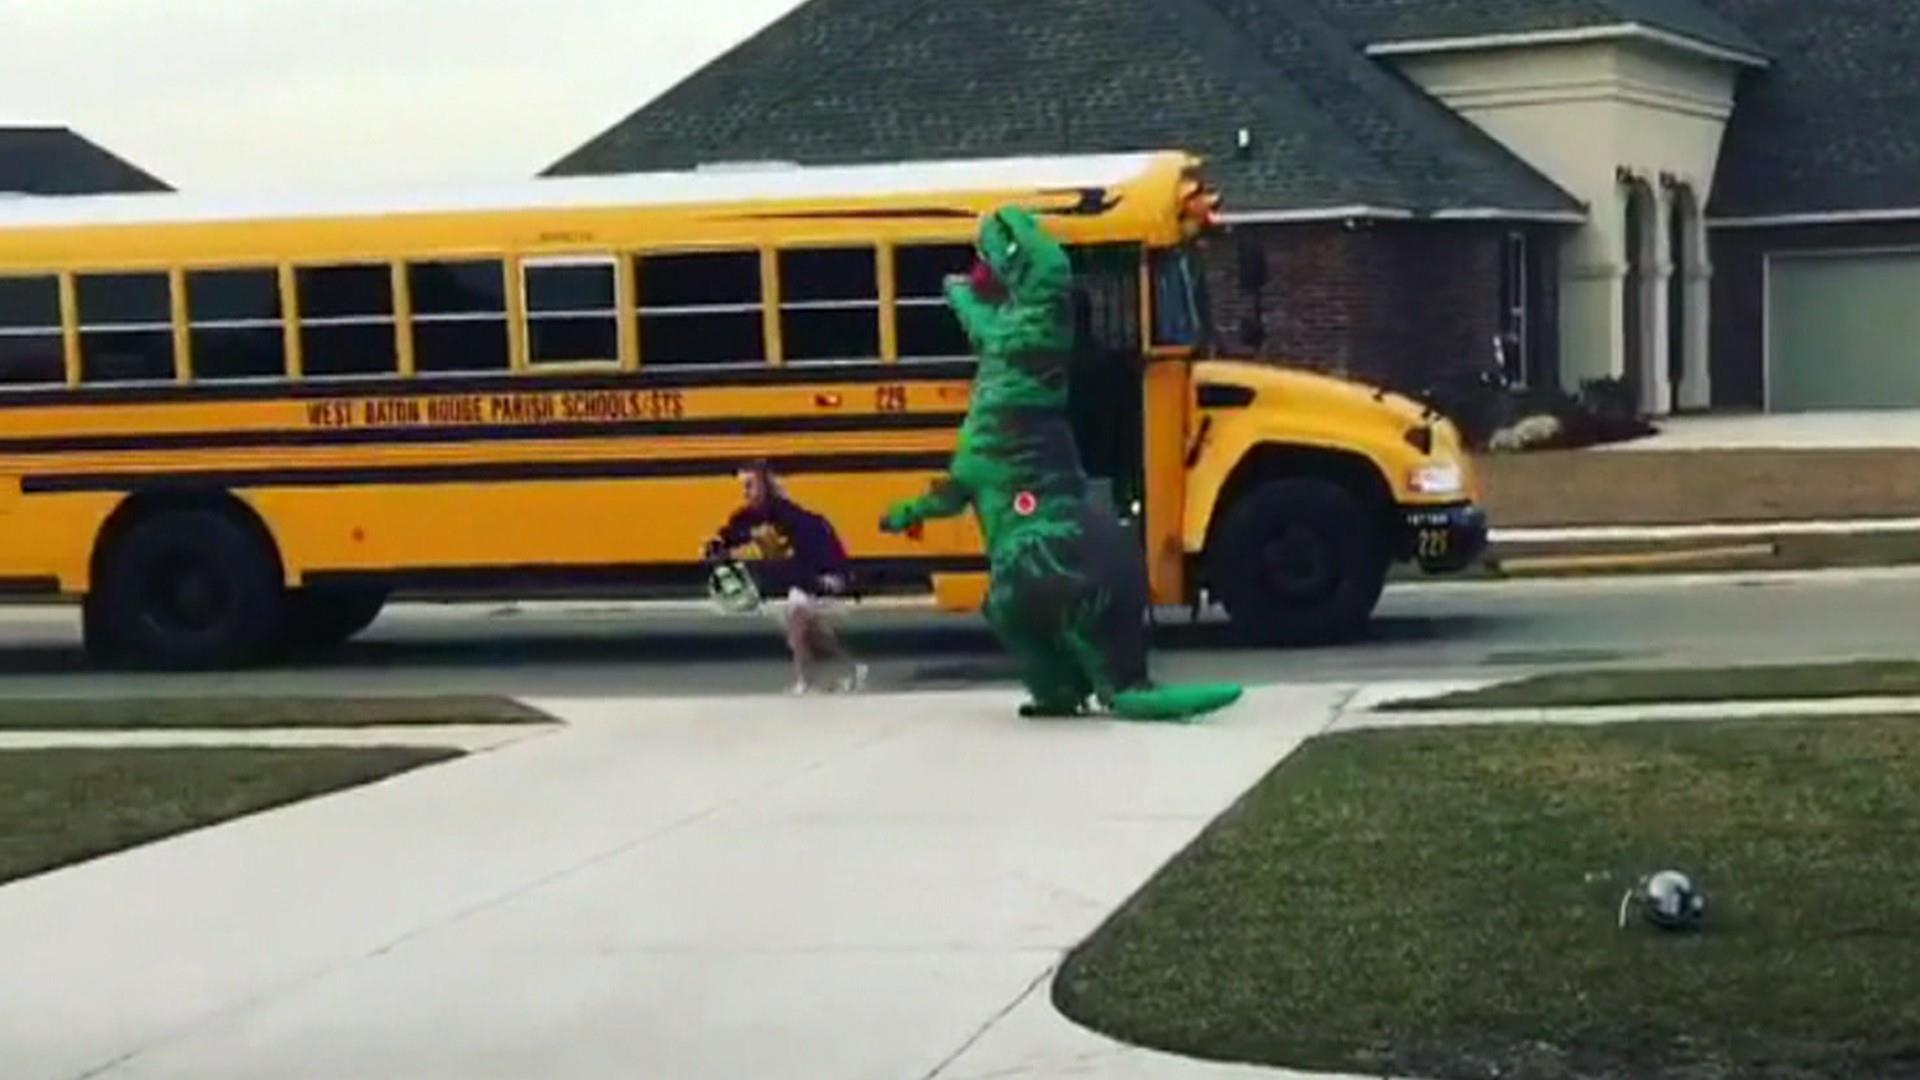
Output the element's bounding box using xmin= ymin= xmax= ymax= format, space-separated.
xmin=1676 ymin=190 xmax=1714 ymax=411
xmin=1559 ymin=226 xmax=1627 ymax=393
xmin=1637 ymin=184 xmax=1674 ymax=416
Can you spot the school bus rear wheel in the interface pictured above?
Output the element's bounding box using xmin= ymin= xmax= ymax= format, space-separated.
xmin=90 ymin=507 xmax=287 ymax=670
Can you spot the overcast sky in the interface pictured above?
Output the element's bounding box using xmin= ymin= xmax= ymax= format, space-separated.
xmin=0 ymin=0 xmax=802 ymax=192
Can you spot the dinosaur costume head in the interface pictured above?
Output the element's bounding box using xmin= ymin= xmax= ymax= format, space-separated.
xmin=949 ymin=205 xmax=1076 ymax=415
xmin=972 ymin=205 xmax=1071 ymax=309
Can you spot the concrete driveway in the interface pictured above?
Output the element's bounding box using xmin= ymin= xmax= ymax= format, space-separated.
xmin=0 ymin=685 xmax=1368 ymax=1080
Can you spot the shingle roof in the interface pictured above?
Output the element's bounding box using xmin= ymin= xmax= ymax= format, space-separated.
xmin=1696 ymin=0 xmax=1920 ymax=218
xmin=0 ymin=127 xmax=169 ymax=195
xmin=1311 ymin=0 xmax=1764 ymax=57
xmin=554 ymin=0 xmax=1919 ymax=221
xmin=548 ymin=0 xmax=1581 ymax=219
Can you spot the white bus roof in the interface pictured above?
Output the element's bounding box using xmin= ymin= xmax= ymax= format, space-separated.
xmin=0 ymin=151 xmax=1178 ymax=232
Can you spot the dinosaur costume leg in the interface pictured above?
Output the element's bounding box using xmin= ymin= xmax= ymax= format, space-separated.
xmin=985 ymin=581 xmax=1091 ymax=716
xmin=1055 ymin=548 xmax=1242 ymax=723
xmin=1048 ymin=505 xmax=1243 ymax=722
xmin=1057 ymin=506 xmax=1151 ymax=703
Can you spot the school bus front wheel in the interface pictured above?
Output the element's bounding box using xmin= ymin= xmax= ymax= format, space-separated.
xmin=1204 ymin=475 xmax=1390 ymax=646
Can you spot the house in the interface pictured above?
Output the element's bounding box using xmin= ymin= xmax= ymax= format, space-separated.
xmin=0 ymin=126 xmax=169 ymax=196
xmin=548 ymin=0 xmax=1919 ymax=416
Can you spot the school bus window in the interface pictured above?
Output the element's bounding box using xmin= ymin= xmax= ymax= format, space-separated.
xmin=296 ymin=264 xmax=397 ymax=378
xmin=408 ymin=259 xmax=509 ymax=374
xmin=0 ymin=274 xmax=66 ymax=385
xmin=76 ymin=271 xmax=175 ymax=384
xmin=893 ymin=244 xmax=973 ymax=360
xmin=523 ymin=256 xmax=618 ymax=366
xmin=635 ymin=250 xmax=764 ymax=367
xmin=778 ymin=247 xmax=879 ymax=363
xmin=1149 ymin=248 xmax=1201 ymax=348
xmin=187 ymin=267 xmax=286 ymax=381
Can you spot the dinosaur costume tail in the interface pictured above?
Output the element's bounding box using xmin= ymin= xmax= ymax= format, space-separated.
xmin=1109 ymin=682 xmax=1245 ymax=723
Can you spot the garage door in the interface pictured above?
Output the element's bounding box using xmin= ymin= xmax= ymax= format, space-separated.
xmin=1768 ymin=250 xmax=1920 ymax=411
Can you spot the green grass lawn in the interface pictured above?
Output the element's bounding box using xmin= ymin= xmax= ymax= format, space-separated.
xmin=1384 ymin=659 xmax=1920 ymax=712
xmin=1054 ymin=717 xmax=1920 ymax=1080
xmin=0 ymin=746 xmax=461 ymax=886
xmin=0 ymin=695 xmax=553 ymax=730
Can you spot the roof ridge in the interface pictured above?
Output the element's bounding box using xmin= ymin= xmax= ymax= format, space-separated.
xmin=1192 ymin=0 xmax=1417 ymax=204
xmin=1201 ymin=0 xmax=1581 ymax=213
xmin=1170 ymin=0 xmax=1411 ymax=206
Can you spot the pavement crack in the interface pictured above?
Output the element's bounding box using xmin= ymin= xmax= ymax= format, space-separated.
xmin=1321 ymin=683 xmax=1364 ymax=734
xmin=922 ymin=962 xmax=1058 ymax=1080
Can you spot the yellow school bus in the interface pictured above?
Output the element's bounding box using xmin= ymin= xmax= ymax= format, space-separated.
xmin=0 ymin=150 xmax=1485 ymax=668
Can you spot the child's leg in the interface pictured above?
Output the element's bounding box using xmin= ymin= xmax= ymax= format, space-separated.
xmin=783 ymin=590 xmax=818 ymax=691
xmin=810 ymin=604 xmax=868 ymax=691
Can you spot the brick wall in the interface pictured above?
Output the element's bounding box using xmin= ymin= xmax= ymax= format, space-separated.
xmin=1197 ymin=220 xmax=1524 ymax=394
xmin=1710 ymin=220 xmax=1920 ymax=410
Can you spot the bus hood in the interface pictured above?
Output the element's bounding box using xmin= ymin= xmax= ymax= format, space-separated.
xmin=1193 ymin=359 xmax=1442 ymax=429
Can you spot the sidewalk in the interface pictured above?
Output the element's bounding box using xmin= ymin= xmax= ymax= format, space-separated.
xmin=6 ymin=677 xmax=1891 ymax=1080
xmin=0 ymin=685 xmax=1364 ymax=1080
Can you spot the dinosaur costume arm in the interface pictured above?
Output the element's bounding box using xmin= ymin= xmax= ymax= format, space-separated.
xmin=944 ymin=277 xmax=1013 ymax=353
xmin=881 ymin=474 xmax=971 ymax=532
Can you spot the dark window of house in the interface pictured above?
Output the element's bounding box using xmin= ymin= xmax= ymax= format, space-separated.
xmin=76 ymin=272 xmax=174 ymax=383
xmin=893 ymin=244 xmax=972 ymax=360
xmin=0 ymin=274 xmax=66 ymax=385
xmin=187 ymin=268 xmax=285 ymax=381
xmin=409 ymin=259 xmax=509 ymax=374
xmin=635 ymin=250 xmax=764 ymax=367
xmin=297 ymin=264 xmax=397 ymax=377
xmin=1499 ymin=230 xmax=1531 ymax=387
xmin=524 ymin=258 xmax=618 ymax=365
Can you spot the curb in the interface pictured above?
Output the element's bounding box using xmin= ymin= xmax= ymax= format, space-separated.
xmin=1491 ymin=517 xmax=1920 ymax=543
xmin=1467 ymin=517 xmax=1920 ymax=579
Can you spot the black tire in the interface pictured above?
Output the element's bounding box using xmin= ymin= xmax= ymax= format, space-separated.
xmin=90 ymin=507 xmax=286 ymax=670
xmin=1207 ymin=477 xmax=1389 ymax=645
xmin=284 ymin=584 xmax=388 ymax=652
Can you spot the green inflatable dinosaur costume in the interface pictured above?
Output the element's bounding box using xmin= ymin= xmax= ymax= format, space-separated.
xmin=880 ymin=205 xmax=1243 ymax=722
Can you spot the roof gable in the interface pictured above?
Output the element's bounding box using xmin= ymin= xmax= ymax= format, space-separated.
xmin=1310 ymin=0 xmax=1763 ymax=58
xmin=0 ymin=127 xmax=169 ymax=195
xmin=549 ymin=0 xmax=1580 ymax=219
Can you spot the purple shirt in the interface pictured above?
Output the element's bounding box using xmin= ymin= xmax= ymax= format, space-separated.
xmin=714 ymin=496 xmax=852 ymax=595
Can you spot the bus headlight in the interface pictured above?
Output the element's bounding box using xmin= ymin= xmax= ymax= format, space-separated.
xmin=1408 ymin=462 xmax=1464 ymax=496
